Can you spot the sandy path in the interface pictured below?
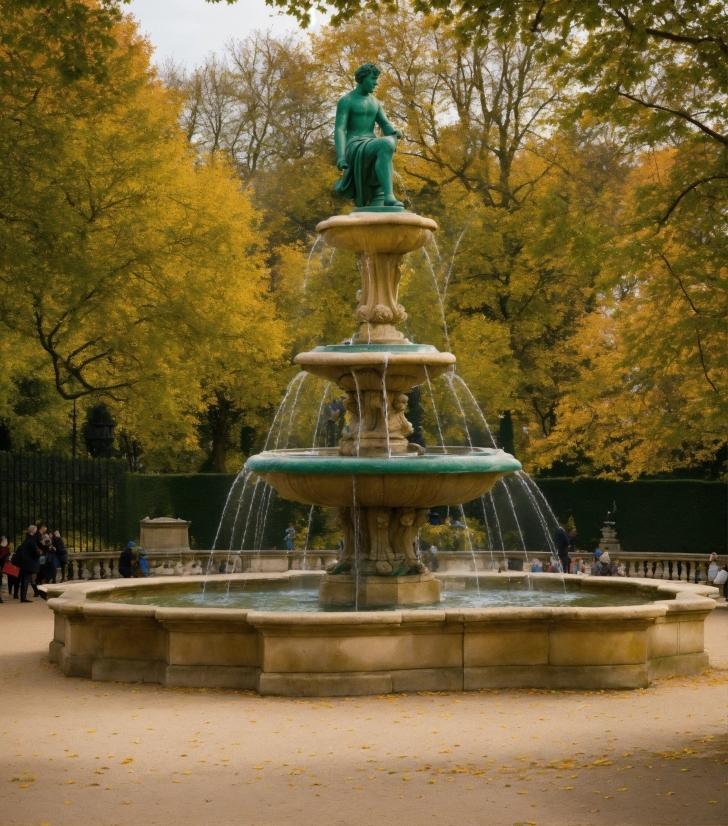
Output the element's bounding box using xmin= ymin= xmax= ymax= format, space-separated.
xmin=1 ymin=595 xmax=726 ymax=826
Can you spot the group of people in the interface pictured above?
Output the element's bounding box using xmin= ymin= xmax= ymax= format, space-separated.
xmin=708 ymin=553 xmax=728 ymax=598
xmin=0 ymin=525 xmax=68 ymax=603
xmin=117 ymin=541 xmax=148 ymax=578
xmin=425 ymin=510 xmax=466 ymax=528
xmin=531 ymin=548 xmax=625 ymax=577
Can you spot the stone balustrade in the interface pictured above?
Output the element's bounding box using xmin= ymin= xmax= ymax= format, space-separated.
xmin=436 ymin=550 xmax=727 ymax=584
xmin=54 ymin=548 xmax=726 ymax=585
xmin=56 ymin=549 xmax=340 ymax=582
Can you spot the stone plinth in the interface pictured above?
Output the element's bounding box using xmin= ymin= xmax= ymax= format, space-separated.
xmin=139 ymin=517 xmax=190 ymax=554
xmin=319 ymin=572 xmax=440 ymax=607
xmin=599 ymin=519 xmax=622 ymax=556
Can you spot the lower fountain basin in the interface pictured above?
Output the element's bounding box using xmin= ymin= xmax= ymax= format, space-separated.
xmin=45 ymin=573 xmax=717 ymax=695
xmin=245 ymin=447 xmax=522 ymax=507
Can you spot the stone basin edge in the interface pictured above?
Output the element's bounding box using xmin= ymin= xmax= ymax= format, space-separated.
xmin=45 ymin=572 xmax=717 ymax=694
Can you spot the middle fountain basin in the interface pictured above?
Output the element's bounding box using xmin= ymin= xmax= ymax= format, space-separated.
xmin=245 ymin=447 xmax=522 ymax=508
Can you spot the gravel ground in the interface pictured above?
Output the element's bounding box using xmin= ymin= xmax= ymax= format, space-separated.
xmin=1 ymin=593 xmax=726 ymax=826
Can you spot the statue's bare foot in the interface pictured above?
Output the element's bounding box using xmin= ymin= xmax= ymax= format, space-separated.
xmin=383 ymin=195 xmax=404 ymax=207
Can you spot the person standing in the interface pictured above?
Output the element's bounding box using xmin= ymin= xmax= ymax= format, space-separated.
xmin=325 ymin=397 xmax=346 ymax=447
xmin=118 ymin=541 xmax=137 ymax=578
xmin=5 ymin=543 xmax=19 ymax=598
xmin=284 ymin=524 xmax=296 ymax=551
xmin=554 ymin=525 xmax=572 ymax=575
xmin=707 ymin=553 xmax=719 ymax=585
xmin=0 ymin=536 xmax=10 ymax=602
xmin=18 ymin=526 xmax=41 ymax=601
xmin=53 ymin=530 xmax=68 ymax=583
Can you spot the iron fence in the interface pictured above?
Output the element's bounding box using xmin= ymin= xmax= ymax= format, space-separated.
xmin=0 ymin=452 xmax=127 ymax=552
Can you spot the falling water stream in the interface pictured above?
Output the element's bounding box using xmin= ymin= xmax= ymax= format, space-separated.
xmin=208 ymin=221 xmax=571 ymax=603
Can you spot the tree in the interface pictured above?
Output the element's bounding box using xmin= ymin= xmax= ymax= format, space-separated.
xmin=0 ymin=5 xmax=286 ymax=471
xmin=314 ymin=8 xmax=617 ymax=451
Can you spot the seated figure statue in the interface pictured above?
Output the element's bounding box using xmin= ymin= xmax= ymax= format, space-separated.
xmin=334 ymin=63 xmax=404 ymax=209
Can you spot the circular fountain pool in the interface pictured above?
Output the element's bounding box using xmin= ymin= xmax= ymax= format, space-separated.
xmin=45 ymin=572 xmax=716 ymax=696
xmin=109 ymin=577 xmax=651 ymax=611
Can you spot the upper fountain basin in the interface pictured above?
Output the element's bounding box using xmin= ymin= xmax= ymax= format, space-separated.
xmin=245 ymin=446 xmax=522 ymax=508
xmin=316 ymin=212 xmax=437 ymax=255
xmin=294 ymin=343 xmax=456 ymax=385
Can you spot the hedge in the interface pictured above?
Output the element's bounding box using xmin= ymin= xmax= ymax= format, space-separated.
xmin=536 ymin=478 xmax=726 ymax=554
xmin=123 ymin=473 xmax=726 ymax=554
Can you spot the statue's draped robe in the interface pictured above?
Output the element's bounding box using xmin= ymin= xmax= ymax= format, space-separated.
xmin=334 ymin=136 xmax=380 ymax=208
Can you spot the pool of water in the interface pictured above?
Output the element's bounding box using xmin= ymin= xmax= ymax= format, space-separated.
xmin=113 ymin=582 xmax=651 ymax=611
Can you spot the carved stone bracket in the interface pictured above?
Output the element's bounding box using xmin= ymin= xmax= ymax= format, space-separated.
xmin=326 ymin=505 xmax=429 ymax=576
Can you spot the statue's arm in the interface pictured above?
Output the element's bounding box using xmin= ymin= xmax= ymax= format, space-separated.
xmin=334 ymin=97 xmax=350 ymax=170
xmin=375 ymin=102 xmax=402 ymax=139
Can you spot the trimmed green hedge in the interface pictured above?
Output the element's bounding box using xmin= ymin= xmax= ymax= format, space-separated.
xmin=537 ymin=479 xmax=726 ymax=554
xmin=122 ymin=473 xmax=726 ymax=554
xmin=123 ymin=473 xmax=317 ymax=550
xmin=123 ymin=474 xmax=237 ymax=549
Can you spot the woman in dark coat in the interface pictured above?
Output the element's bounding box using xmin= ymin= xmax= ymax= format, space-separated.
xmin=19 ymin=526 xmax=41 ymax=602
xmin=118 ymin=541 xmax=137 ymax=578
xmin=53 ymin=530 xmax=68 ymax=583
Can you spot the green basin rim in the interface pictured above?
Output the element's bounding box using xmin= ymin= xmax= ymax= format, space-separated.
xmin=311 ymin=344 xmax=440 ymax=353
xmin=245 ymin=452 xmax=522 ymax=475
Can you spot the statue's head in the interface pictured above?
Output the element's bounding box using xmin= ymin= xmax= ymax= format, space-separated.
xmin=354 ymin=63 xmax=381 ymax=86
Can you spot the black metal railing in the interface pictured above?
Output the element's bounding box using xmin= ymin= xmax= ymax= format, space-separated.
xmin=0 ymin=452 xmax=126 ymax=552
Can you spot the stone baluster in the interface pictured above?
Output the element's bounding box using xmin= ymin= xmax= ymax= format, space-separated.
xmin=76 ymin=558 xmax=84 ymax=580
xmin=108 ymin=559 xmax=116 ymax=578
xmin=630 ymin=558 xmax=642 ymax=578
xmin=99 ymin=558 xmax=106 ymax=579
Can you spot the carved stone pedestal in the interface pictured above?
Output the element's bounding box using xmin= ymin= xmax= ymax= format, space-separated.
xmin=319 ymin=572 xmax=440 ymax=607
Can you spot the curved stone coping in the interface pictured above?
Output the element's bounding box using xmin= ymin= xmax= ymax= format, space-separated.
xmin=310 ymin=344 xmax=440 ymax=353
xmin=45 ymin=570 xmax=717 ymax=622
xmin=316 ymin=212 xmax=438 ymax=234
xmin=245 ymin=448 xmax=522 ymax=476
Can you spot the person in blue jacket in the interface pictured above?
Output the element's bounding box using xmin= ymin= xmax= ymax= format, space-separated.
xmin=118 ymin=541 xmax=137 ymax=578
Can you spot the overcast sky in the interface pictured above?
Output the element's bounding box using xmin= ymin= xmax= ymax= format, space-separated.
xmin=127 ymin=0 xmax=318 ymax=68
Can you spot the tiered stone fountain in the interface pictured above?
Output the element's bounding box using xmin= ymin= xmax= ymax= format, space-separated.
xmin=44 ymin=63 xmax=717 ymax=695
xmin=246 ymin=210 xmax=520 ymax=607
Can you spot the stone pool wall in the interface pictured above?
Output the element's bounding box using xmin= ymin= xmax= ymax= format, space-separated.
xmin=44 ymin=573 xmax=717 ymax=696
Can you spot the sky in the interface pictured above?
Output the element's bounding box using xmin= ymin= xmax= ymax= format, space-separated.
xmin=126 ymin=0 xmax=318 ymax=68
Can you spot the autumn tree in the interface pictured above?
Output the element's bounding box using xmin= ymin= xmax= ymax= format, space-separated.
xmin=0 ymin=2 xmax=285 ymax=471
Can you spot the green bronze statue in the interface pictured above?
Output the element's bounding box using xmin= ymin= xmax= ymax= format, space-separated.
xmin=334 ymin=63 xmax=404 ymax=210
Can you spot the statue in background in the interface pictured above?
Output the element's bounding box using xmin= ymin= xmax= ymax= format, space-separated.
xmin=334 ymin=63 xmax=404 ymax=210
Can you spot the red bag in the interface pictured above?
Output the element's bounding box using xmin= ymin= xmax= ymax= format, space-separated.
xmin=2 ymin=562 xmax=20 ymax=577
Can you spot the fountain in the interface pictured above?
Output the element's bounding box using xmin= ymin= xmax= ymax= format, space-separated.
xmin=44 ymin=63 xmax=717 ymax=695
xmin=246 ymin=208 xmax=520 ymax=607
xmin=247 ymin=64 xmax=519 ymax=606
